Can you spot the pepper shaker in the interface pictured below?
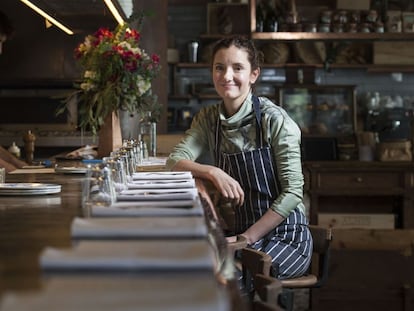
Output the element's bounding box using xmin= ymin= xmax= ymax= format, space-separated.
xmin=23 ymin=130 xmax=36 ymax=164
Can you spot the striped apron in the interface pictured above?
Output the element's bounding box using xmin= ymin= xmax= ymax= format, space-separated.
xmin=215 ymin=96 xmax=312 ymax=279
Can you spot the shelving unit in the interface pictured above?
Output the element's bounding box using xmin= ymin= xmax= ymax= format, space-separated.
xmin=249 ymin=0 xmax=414 ymax=71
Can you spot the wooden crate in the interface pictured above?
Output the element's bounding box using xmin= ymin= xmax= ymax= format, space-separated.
xmin=373 ymin=41 xmax=414 ymax=64
xmin=318 ymin=213 xmax=395 ymax=229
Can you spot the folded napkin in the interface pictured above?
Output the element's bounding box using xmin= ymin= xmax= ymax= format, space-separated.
xmin=132 ymin=171 xmax=193 ymax=180
xmin=139 ymin=157 xmax=167 ymax=166
xmin=90 ymin=200 xmax=204 ymax=217
xmin=116 ymin=188 xmax=198 ymax=201
xmin=40 ymin=239 xmax=215 ymax=272
xmin=71 ymin=217 xmax=208 ymax=240
xmin=0 ymin=274 xmax=229 ymax=311
xmin=127 ymin=178 xmax=195 ymax=189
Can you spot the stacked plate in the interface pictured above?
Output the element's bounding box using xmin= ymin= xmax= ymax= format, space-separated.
xmin=0 ymin=183 xmax=61 ymax=196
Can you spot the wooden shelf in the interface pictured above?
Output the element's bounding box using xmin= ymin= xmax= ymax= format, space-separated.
xmin=251 ymin=32 xmax=414 ymax=41
xmin=175 ymin=62 xmax=414 ymax=72
xmin=175 ymin=63 xmax=210 ymax=68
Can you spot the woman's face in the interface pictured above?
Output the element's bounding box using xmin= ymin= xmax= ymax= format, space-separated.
xmin=212 ymin=45 xmax=259 ymax=112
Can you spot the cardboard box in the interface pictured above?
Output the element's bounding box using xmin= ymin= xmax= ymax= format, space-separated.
xmin=373 ymin=41 xmax=414 ymax=64
xmin=336 ymin=0 xmax=370 ymax=11
xmin=318 ymin=213 xmax=395 ymax=229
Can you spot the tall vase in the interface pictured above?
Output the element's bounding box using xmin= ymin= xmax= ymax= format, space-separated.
xmin=98 ymin=111 xmax=123 ymax=158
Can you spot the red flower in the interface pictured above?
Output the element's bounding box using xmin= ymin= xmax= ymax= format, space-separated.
xmin=151 ymin=54 xmax=160 ymax=64
xmin=125 ymin=29 xmax=140 ymax=42
xmin=93 ymin=28 xmax=113 ymax=46
xmin=74 ymin=47 xmax=83 ymax=59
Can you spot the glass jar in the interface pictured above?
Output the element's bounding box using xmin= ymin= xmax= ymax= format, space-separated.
xmin=332 ymin=23 xmax=344 ymax=33
xmin=320 ymin=10 xmax=333 ymax=24
xmin=318 ymin=23 xmax=331 ymax=33
xmin=333 ymin=10 xmax=348 ymax=24
xmin=346 ymin=23 xmax=358 ymax=33
xmin=366 ymin=10 xmax=378 ymax=23
xmin=304 ymin=23 xmax=317 ymax=33
xmin=375 ymin=21 xmax=385 ymax=33
xmin=359 ymin=23 xmax=371 ymax=33
xmin=349 ymin=11 xmax=361 ymax=24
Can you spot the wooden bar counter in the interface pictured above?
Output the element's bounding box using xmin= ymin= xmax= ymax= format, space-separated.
xmin=0 ymin=168 xmax=245 ymax=310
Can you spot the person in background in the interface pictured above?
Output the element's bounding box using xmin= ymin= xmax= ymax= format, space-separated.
xmin=0 ymin=145 xmax=27 ymax=173
xmin=166 ymin=35 xmax=312 ymax=279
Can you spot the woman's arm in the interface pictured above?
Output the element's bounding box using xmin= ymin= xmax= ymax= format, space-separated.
xmin=173 ymin=159 xmax=245 ymax=207
xmin=238 ymin=209 xmax=285 ymax=244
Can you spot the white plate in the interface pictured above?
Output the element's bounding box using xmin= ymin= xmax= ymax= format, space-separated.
xmin=0 ymin=183 xmax=61 ymax=195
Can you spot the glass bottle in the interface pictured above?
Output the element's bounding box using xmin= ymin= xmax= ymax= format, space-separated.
xmin=256 ymin=4 xmax=264 ymax=32
xmin=264 ymin=8 xmax=278 ymax=32
xmin=139 ymin=111 xmax=157 ymax=158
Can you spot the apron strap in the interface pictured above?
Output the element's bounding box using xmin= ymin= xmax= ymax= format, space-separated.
xmin=252 ymin=95 xmax=263 ymax=148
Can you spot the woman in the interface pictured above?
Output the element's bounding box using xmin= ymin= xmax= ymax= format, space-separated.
xmin=166 ymin=36 xmax=312 ymax=279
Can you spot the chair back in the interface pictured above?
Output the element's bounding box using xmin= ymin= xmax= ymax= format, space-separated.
xmin=240 ymin=248 xmax=272 ymax=300
xmin=308 ymin=225 xmax=333 ymax=288
xmin=254 ymin=274 xmax=282 ymax=304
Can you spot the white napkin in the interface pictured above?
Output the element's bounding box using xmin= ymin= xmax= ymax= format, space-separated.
xmin=127 ymin=178 xmax=195 ymax=189
xmin=0 ymin=274 xmax=230 ymax=311
xmin=71 ymin=217 xmax=208 ymax=240
xmin=90 ymin=200 xmax=204 ymax=217
xmin=40 ymin=240 xmax=215 ymax=272
xmin=139 ymin=156 xmax=167 ymax=166
xmin=132 ymin=171 xmax=193 ymax=180
xmin=117 ymin=188 xmax=198 ymax=201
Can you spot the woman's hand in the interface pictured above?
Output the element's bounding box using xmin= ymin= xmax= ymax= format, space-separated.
xmin=208 ymin=166 xmax=244 ymax=207
xmin=170 ymin=159 xmax=244 ymax=207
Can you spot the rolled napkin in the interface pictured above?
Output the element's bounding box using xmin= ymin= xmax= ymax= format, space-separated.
xmin=116 ymin=188 xmax=198 ymax=201
xmin=40 ymin=239 xmax=215 ymax=272
xmin=70 ymin=217 xmax=208 ymax=240
xmin=90 ymin=200 xmax=204 ymax=217
xmin=0 ymin=273 xmax=230 ymax=311
xmin=126 ymin=178 xmax=195 ymax=189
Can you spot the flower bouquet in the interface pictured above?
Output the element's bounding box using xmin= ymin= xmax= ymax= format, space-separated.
xmin=59 ymin=14 xmax=161 ymax=136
